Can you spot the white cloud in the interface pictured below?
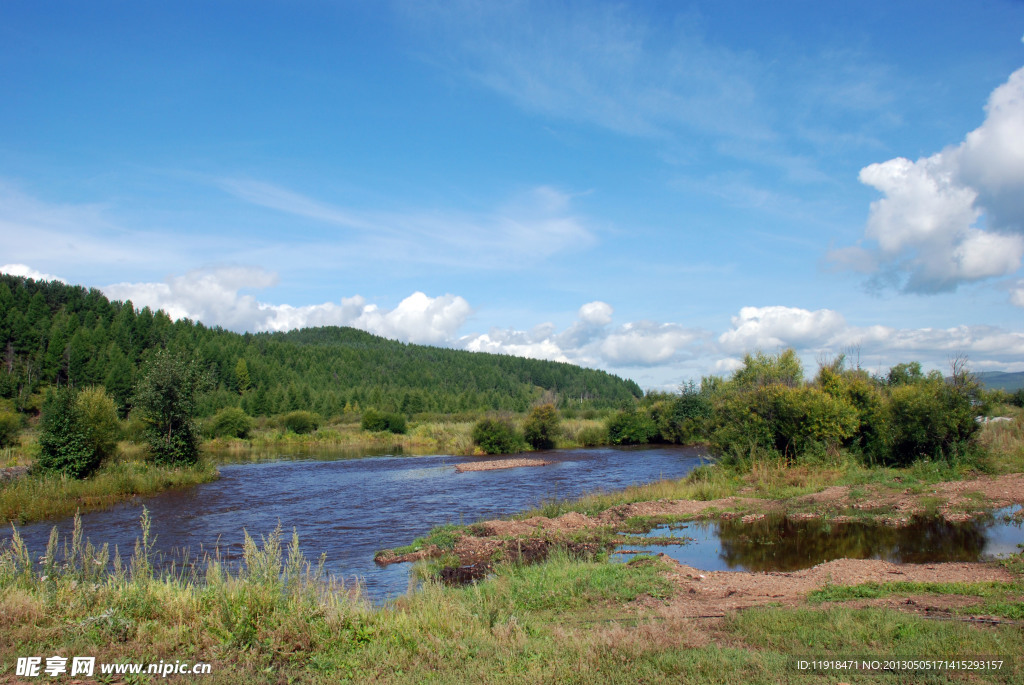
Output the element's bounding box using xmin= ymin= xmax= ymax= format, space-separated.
xmin=0 ymin=263 xmax=66 ymax=283
xmin=831 ymin=66 xmax=1024 ymax=293
xmin=460 ymin=305 xmax=707 ymax=370
xmin=1010 ymin=280 xmax=1024 ymax=307
xmin=718 ymin=305 xmax=847 ymax=353
xmin=599 ymin=322 xmax=700 ymax=365
xmin=102 ymin=267 xmax=471 ymax=345
xmin=578 ymin=301 xmax=613 ymax=326
xmin=713 ymin=304 xmax=1024 ymax=376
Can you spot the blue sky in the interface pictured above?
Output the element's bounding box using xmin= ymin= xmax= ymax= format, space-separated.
xmin=3 ymin=1 xmax=1024 ymax=389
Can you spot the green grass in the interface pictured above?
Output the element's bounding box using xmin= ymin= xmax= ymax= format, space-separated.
xmin=809 ymin=580 xmax=1023 ymax=603
xmin=387 ymin=523 xmax=465 ymax=556
xmin=0 ymin=458 xmax=218 ymax=525
xmin=465 ymin=550 xmax=672 ymax=614
xmin=730 ymin=606 xmax=1023 ymax=679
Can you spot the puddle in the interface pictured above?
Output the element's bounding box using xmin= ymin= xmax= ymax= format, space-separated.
xmin=614 ymin=506 xmax=1024 ymax=573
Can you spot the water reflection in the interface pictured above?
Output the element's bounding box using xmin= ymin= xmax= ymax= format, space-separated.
xmin=616 ymin=507 xmax=1023 ymax=572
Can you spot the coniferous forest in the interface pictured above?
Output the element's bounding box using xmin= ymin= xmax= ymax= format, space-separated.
xmin=0 ymin=274 xmax=643 ymax=420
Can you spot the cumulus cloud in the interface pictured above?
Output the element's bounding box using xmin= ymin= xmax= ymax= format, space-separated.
xmin=713 ymin=304 xmax=1024 ymax=375
xmin=830 ymin=66 xmax=1024 ymax=292
xmin=461 ymin=301 xmax=707 ymax=369
xmin=0 ymin=263 xmax=66 ymax=283
xmin=102 ymin=267 xmax=471 ymax=345
xmin=718 ymin=306 xmax=847 ymax=353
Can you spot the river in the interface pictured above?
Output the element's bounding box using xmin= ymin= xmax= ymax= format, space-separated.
xmin=2 ymin=446 xmax=706 ymax=602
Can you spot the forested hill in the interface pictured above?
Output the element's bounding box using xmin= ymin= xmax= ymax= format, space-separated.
xmin=0 ymin=274 xmax=643 ymax=417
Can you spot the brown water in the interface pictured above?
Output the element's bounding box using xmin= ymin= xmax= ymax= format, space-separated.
xmin=2 ymin=445 xmax=706 ymax=602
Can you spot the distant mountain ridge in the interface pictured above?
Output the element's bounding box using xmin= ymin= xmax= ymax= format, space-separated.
xmin=972 ymin=371 xmax=1024 ymax=392
xmin=0 ymin=274 xmax=642 ymax=416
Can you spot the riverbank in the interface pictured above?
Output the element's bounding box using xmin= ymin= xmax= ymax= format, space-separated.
xmin=2 ymin=512 xmax=1021 ymax=684
xmin=0 ymin=457 xmax=218 ymax=525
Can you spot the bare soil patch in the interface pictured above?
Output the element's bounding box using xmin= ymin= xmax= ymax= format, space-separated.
xmin=654 ymin=556 xmax=1015 ymax=617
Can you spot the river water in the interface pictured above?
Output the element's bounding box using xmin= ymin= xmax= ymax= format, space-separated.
xmin=2 ymin=446 xmax=706 ymax=602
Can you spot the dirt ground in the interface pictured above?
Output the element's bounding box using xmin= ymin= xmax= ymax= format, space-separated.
xmin=654 ymin=556 xmax=1016 ymax=618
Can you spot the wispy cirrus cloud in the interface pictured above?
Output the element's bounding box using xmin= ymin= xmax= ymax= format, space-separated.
xmin=220 ymin=178 xmax=596 ymax=269
xmin=403 ymin=0 xmax=769 ymax=142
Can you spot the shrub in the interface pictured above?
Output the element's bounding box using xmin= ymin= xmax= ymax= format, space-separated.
xmin=0 ymin=409 xmax=20 ymax=448
xmin=1011 ymin=388 xmax=1024 ymax=408
xmin=606 ymin=410 xmax=658 ymax=445
xmin=523 ymin=404 xmax=560 ymax=450
xmin=472 ymin=417 xmax=524 ymax=455
xmin=281 ymin=410 xmax=320 ymax=435
xmin=710 ymin=384 xmax=858 ymax=461
xmin=208 ymin=407 xmax=254 ymax=439
xmin=361 ymin=409 xmax=407 ymax=434
xmin=576 ymin=425 xmax=608 ymax=447
xmin=887 ymin=379 xmax=978 ymax=466
xmin=37 ymin=387 xmax=98 ymax=478
xmin=76 ymin=386 xmax=121 ymax=461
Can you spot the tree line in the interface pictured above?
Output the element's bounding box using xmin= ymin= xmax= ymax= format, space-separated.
xmin=0 ymin=274 xmax=643 ymax=421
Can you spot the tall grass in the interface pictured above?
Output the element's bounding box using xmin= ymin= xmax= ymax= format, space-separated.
xmin=0 ymin=459 xmax=218 ymax=525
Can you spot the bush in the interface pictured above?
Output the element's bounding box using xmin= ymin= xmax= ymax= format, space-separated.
xmin=1011 ymin=388 xmax=1024 ymax=408
xmin=361 ymin=409 xmax=407 ymax=434
xmin=0 ymin=409 xmax=20 ymax=448
xmin=523 ymin=404 xmax=560 ymax=450
xmin=710 ymin=384 xmax=858 ymax=461
xmin=281 ymin=410 xmax=320 ymax=435
xmin=472 ymin=417 xmax=524 ymax=454
xmin=76 ymin=386 xmax=121 ymax=461
xmin=576 ymin=425 xmax=608 ymax=447
xmin=208 ymin=407 xmax=254 ymax=439
xmin=606 ymin=410 xmax=658 ymax=445
xmin=887 ymin=378 xmax=978 ymax=466
xmin=37 ymin=387 xmax=98 ymax=478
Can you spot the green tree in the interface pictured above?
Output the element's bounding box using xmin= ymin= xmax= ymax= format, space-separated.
xmin=133 ymin=350 xmax=209 ymax=466
xmin=523 ymin=403 xmax=560 ymax=450
xmin=37 ymin=386 xmax=97 ymax=478
xmin=234 ymin=358 xmax=251 ymax=394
